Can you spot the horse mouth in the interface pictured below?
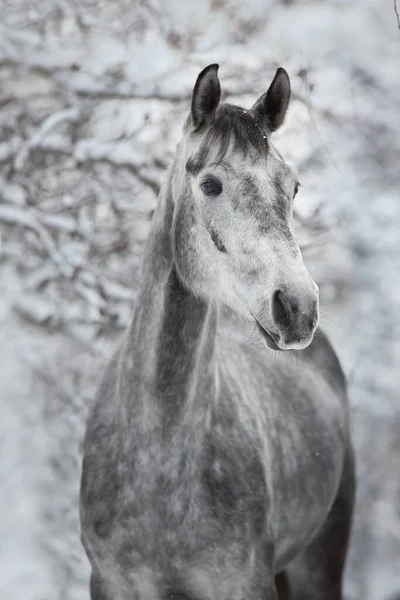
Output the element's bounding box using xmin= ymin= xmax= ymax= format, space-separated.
xmin=253 ymin=316 xmax=282 ymax=351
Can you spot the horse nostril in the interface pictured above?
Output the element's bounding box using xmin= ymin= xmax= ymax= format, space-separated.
xmin=272 ymin=290 xmax=292 ymax=329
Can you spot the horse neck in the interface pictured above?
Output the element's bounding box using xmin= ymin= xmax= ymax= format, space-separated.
xmin=120 ymin=165 xmax=218 ymax=426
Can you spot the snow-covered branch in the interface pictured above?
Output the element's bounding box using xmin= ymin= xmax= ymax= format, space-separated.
xmin=14 ymin=108 xmax=82 ymax=171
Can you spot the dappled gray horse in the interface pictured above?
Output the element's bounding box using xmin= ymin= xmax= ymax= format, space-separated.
xmin=80 ymin=64 xmax=355 ymax=600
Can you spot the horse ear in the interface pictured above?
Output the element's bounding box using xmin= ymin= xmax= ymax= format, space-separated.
xmin=191 ymin=64 xmax=221 ymax=131
xmin=251 ymin=68 xmax=291 ymax=133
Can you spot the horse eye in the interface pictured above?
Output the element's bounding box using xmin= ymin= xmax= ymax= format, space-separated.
xmin=201 ymin=179 xmax=222 ymax=196
xmin=294 ymin=182 xmax=300 ymax=198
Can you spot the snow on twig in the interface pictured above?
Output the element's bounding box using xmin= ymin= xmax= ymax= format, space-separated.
xmin=14 ymin=107 xmax=82 ymax=171
xmin=0 ymin=138 xmax=22 ymax=163
xmin=0 ymin=204 xmax=73 ymax=275
xmin=0 ymin=53 xmax=188 ymax=102
xmin=74 ymin=140 xmax=161 ymax=195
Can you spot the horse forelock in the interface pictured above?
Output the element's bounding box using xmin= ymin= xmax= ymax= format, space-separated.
xmin=186 ymin=103 xmax=269 ymax=175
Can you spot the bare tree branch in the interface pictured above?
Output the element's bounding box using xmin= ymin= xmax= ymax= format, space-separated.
xmin=13 ymin=107 xmax=81 ymax=171
xmin=0 ymin=55 xmax=188 ymax=102
xmin=74 ymin=142 xmax=161 ymax=195
xmin=0 ymin=204 xmax=73 ymax=274
xmin=394 ymin=0 xmax=400 ymax=29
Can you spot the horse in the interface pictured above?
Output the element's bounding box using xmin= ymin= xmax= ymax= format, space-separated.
xmin=80 ymin=64 xmax=355 ymax=600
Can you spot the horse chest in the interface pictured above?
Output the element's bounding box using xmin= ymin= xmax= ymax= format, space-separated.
xmin=96 ymin=428 xmax=270 ymax=598
xmin=124 ymin=429 xmax=269 ymax=548
xmin=199 ymin=434 xmax=268 ymax=535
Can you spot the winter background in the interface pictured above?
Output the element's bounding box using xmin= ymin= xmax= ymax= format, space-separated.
xmin=0 ymin=0 xmax=399 ymax=599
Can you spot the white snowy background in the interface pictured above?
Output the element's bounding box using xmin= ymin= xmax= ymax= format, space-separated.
xmin=0 ymin=1 xmax=399 ymax=599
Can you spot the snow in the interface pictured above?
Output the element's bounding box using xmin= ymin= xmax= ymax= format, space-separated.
xmin=0 ymin=0 xmax=399 ymax=598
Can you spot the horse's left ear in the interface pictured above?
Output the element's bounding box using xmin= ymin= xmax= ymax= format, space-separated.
xmin=191 ymin=63 xmax=221 ymax=131
xmin=251 ymin=68 xmax=291 ymax=133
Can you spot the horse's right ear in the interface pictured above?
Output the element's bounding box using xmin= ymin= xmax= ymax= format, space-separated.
xmin=190 ymin=64 xmax=221 ymax=131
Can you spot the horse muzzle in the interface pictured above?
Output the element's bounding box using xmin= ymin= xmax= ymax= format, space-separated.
xmin=254 ymin=281 xmax=319 ymax=351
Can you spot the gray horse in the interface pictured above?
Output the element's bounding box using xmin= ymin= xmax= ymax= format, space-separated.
xmin=80 ymin=64 xmax=355 ymax=600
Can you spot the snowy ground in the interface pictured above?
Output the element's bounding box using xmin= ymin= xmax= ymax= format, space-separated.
xmin=0 ymin=1 xmax=399 ymax=599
